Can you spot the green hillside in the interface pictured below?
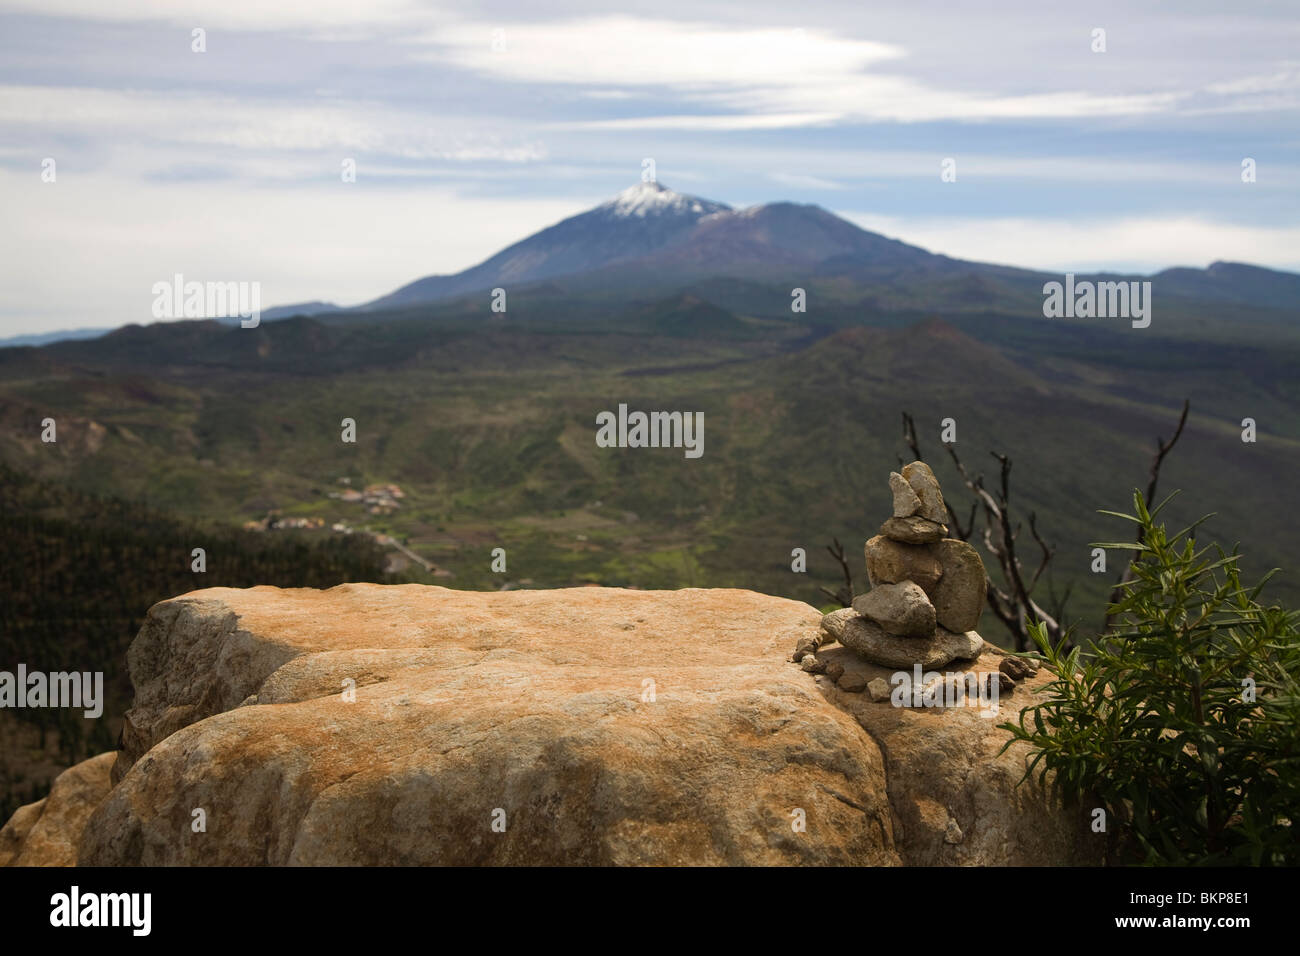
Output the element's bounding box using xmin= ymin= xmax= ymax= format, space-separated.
xmin=1 ymin=292 xmax=1295 ymax=626
xmin=0 ymin=465 xmax=399 ymax=820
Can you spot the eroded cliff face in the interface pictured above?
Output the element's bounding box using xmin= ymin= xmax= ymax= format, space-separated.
xmin=1 ymin=584 xmax=1097 ymax=866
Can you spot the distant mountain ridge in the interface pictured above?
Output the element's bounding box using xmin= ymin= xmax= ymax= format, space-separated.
xmin=261 ymin=300 xmax=343 ymax=322
xmin=5 ymin=182 xmax=1298 ymax=347
xmin=279 ymin=180 xmax=1300 ymax=319
xmin=0 ymin=326 xmax=111 ymax=349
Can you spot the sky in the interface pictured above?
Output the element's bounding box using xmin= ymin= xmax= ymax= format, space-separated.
xmin=1 ymin=0 xmax=1298 ymax=336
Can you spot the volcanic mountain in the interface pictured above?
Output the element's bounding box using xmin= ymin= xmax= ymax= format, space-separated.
xmin=360 ymin=181 xmax=734 ymax=311
xmin=255 ymin=180 xmax=1300 ymax=319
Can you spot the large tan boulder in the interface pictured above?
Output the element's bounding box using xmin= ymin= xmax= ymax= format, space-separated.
xmin=814 ymin=640 xmax=1092 ymax=865
xmin=0 ymin=751 xmax=115 ymax=866
xmin=66 ymin=584 xmax=1094 ymax=866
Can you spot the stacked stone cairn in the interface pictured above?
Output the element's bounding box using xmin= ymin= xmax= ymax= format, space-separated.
xmin=794 ymin=462 xmax=1035 ymax=695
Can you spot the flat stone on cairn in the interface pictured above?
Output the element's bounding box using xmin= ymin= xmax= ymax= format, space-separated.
xmin=822 ymin=461 xmax=988 ymax=671
xmin=879 ymin=515 xmax=946 ymax=543
xmin=852 ymin=581 xmax=934 ymax=637
xmin=837 ymin=617 xmax=983 ymax=670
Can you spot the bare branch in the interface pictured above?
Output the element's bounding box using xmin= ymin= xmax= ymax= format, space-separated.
xmin=1027 ymin=511 xmax=1055 ymax=594
xmin=1106 ymin=400 xmax=1191 ymax=629
xmin=820 ymin=537 xmax=855 ymax=608
xmin=1146 ymin=399 xmax=1190 ymax=508
xmin=901 ymin=412 xmax=923 ymax=464
xmin=1046 ymin=578 xmax=1073 ymax=627
xmin=944 ymin=498 xmax=976 ymax=542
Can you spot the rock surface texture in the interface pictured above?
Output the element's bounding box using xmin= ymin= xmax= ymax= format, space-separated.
xmin=836 ymin=616 xmax=984 ymax=669
xmin=1 ymin=583 xmax=1093 ymax=866
xmin=852 ymin=581 xmax=936 ymax=638
xmin=901 ymin=461 xmax=948 ymax=524
xmin=0 ymin=752 xmax=114 ymax=866
xmin=0 ymin=582 xmax=1092 ymax=868
xmin=930 ymin=539 xmax=989 ymax=634
xmin=864 ymin=536 xmax=944 ymax=592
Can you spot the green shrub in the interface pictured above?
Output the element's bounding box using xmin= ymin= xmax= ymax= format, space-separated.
xmin=1001 ymin=491 xmax=1300 ymax=865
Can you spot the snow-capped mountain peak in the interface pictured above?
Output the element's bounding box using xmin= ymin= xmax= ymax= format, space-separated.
xmin=603 ymin=181 xmax=731 ymax=219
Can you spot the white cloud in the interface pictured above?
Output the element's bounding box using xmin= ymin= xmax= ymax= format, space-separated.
xmin=0 ymin=169 xmax=583 ymax=334
xmin=1205 ymin=66 xmax=1299 ymax=95
xmin=419 ymin=16 xmax=1186 ymax=125
xmin=842 ymin=212 xmax=1300 ymax=274
xmin=615 ymin=142 xmax=1275 ymax=187
xmin=0 ymin=85 xmax=546 ymax=162
xmin=767 ymin=172 xmax=843 ymax=191
xmin=0 ymin=0 xmax=432 ymax=31
xmin=420 ymin=18 xmax=902 ymax=88
xmin=553 ymin=112 xmax=840 ymax=131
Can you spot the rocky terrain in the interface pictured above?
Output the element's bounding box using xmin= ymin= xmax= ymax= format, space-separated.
xmin=0 ymin=752 xmax=114 ymax=866
xmin=0 ymin=580 xmax=1097 ymax=866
